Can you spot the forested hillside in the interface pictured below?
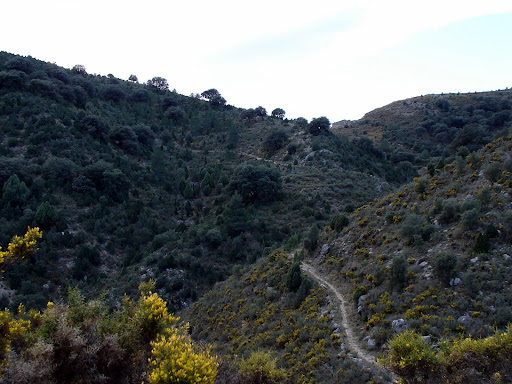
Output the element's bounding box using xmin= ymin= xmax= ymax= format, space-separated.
xmin=0 ymin=51 xmax=410 ymax=311
xmin=1 ymin=51 xmax=512 ymax=383
xmin=334 ymin=90 xmax=512 ymax=167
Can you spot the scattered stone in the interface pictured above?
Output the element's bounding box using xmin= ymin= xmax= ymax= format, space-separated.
xmin=458 ymin=315 xmax=471 ymax=325
xmin=503 ymin=254 xmax=511 ymax=260
xmin=358 ymin=294 xmax=367 ymax=307
xmin=321 ymin=244 xmax=330 ymax=256
xmin=470 ymin=256 xmax=479 ymax=263
xmin=392 ymin=319 xmax=407 ymax=333
xmin=367 ymin=339 xmax=376 ymax=350
xmin=419 ymin=261 xmax=429 ymax=268
xmin=450 ymin=277 xmax=462 ymax=287
xmin=422 ymin=336 xmax=432 ymax=344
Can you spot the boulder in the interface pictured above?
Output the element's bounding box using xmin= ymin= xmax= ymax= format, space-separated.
xmin=367 ymin=338 xmax=376 ymax=350
xmin=392 ymin=319 xmax=407 ymax=333
xmin=321 ymin=244 xmax=330 ymax=256
xmin=450 ymin=277 xmax=462 ymax=287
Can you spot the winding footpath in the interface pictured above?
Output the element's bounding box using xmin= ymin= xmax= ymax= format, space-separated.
xmin=301 ymin=262 xmax=398 ymax=382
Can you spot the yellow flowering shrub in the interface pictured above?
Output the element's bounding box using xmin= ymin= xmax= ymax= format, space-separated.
xmin=148 ymin=331 xmax=217 ymax=384
xmin=0 ymin=227 xmax=42 ymax=270
xmin=385 ymin=325 xmax=512 ymax=383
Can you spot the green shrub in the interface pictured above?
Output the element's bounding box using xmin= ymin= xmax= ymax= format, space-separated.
xmin=473 ymin=233 xmax=491 ymax=254
xmin=433 ymin=253 xmax=457 ymax=285
xmin=484 ymin=163 xmax=502 ymax=182
xmin=390 ymin=255 xmax=407 ymax=291
xmin=330 ymin=214 xmax=349 ymax=232
xmin=238 ymin=350 xmax=286 ymax=384
xmin=286 ymin=262 xmax=302 ymax=292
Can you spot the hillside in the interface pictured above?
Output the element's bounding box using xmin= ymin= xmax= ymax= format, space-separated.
xmin=0 ymin=51 xmax=411 ymax=312
xmin=311 ymin=133 xmax=512 ymax=353
xmin=2 ymin=50 xmax=512 ymax=383
xmin=333 ymin=90 xmax=512 ymax=166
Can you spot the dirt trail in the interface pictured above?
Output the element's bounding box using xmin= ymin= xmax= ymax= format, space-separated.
xmin=301 ymin=262 xmax=397 ymax=382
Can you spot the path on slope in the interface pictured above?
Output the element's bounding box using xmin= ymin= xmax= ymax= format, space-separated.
xmin=301 ymin=262 xmax=396 ymax=381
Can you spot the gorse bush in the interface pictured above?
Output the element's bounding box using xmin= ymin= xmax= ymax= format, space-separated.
xmin=148 ymin=332 xmax=218 ymax=384
xmin=1 ymin=283 xmax=217 ymax=384
xmin=237 ymin=350 xmax=286 ymax=384
xmin=385 ymin=325 xmax=512 ymax=383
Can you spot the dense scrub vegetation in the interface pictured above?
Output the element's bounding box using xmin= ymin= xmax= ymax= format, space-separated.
xmin=186 ymin=252 xmax=381 ymax=383
xmin=385 ymin=326 xmax=512 ymax=383
xmin=2 ymin=51 xmax=512 ymax=383
xmin=315 ymin=133 xmax=512 ymax=365
xmin=0 ymin=51 xmax=410 ymax=312
xmin=334 ymin=90 xmax=512 ymax=171
xmin=0 ymin=230 xmax=217 ymax=383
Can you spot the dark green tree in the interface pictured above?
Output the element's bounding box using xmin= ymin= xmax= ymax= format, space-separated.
xmin=229 ymin=164 xmax=281 ymax=204
xmin=99 ymin=85 xmax=126 ymax=102
xmin=271 ymin=108 xmax=285 ymax=119
xmin=201 ymin=89 xmax=220 ymax=100
xmin=2 ymin=174 xmax=30 ymax=211
xmin=473 ymin=233 xmax=491 ymax=254
xmin=294 ymin=277 xmax=313 ymax=308
xmin=128 ymin=74 xmax=138 ymax=82
xmin=307 ymin=117 xmax=330 ymax=135
xmin=165 ymin=106 xmax=186 ymax=124
xmin=241 ymin=108 xmax=258 ymax=123
xmin=286 ymin=262 xmax=302 ymax=292
xmin=209 ymin=94 xmax=226 ymax=107
xmin=79 ymin=115 xmax=110 ymax=139
xmin=390 ymin=255 xmax=407 ymax=291
xmin=147 ymin=77 xmax=169 ymax=91
xmin=71 ymin=64 xmax=87 ymax=75
xmin=255 ymin=106 xmax=267 ymax=118
xmin=330 ymin=214 xmax=349 ymax=232
xmin=262 ymin=130 xmax=288 ymax=153
xmin=34 ymin=201 xmax=58 ymax=229
xmin=433 ymin=253 xmax=457 ymax=285
xmin=304 ymin=225 xmax=319 ymax=251
xmin=222 ymin=193 xmax=249 ymax=237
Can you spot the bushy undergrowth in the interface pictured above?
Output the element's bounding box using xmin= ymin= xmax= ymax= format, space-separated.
xmin=385 ymin=325 xmax=512 ymax=383
xmin=186 ymin=252 xmax=378 ymax=384
xmin=320 ymin=133 xmax=512 ymax=352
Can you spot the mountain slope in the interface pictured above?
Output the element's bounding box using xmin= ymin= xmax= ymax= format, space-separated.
xmin=312 ymin=133 xmax=512 ymax=352
xmin=333 ymin=90 xmax=512 ymax=165
xmin=0 ymin=51 xmax=410 ymax=311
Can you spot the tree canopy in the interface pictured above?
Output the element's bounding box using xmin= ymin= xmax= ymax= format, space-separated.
xmin=271 ymin=108 xmax=285 ymax=119
xmin=308 ymin=116 xmax=330 ymax=135
xmin=229 ymin=164 xmax=281 ymax=204
xmin=147 ymin=77 xmax=169 ymax=91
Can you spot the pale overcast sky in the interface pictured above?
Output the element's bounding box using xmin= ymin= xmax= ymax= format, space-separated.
xmin=2 ymin=1 xmax=512 ymax=121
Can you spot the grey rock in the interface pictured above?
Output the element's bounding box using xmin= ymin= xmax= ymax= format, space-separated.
xmin=450 ymin=277 xmax=462 ymax=287
xmin=367 ymin=338 xmax=376 ymax=350
xmin=470 ymin=256 xmax=479 ymax=263
xmin=392 ymin=319 xmax=407 ymax=332
xmin=321 ymin=244 xmax=330 ymax=256
xmin=422 ymin=335 xmax=432 ymax=344
xmin=458 ymin=315 xmax=471 ymax=325
xmin=358 ymin=294 xmax=367 ymax=307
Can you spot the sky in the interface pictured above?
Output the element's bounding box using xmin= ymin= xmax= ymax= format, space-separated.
xmin=2 ymin=1 xmax=512 ymax=122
